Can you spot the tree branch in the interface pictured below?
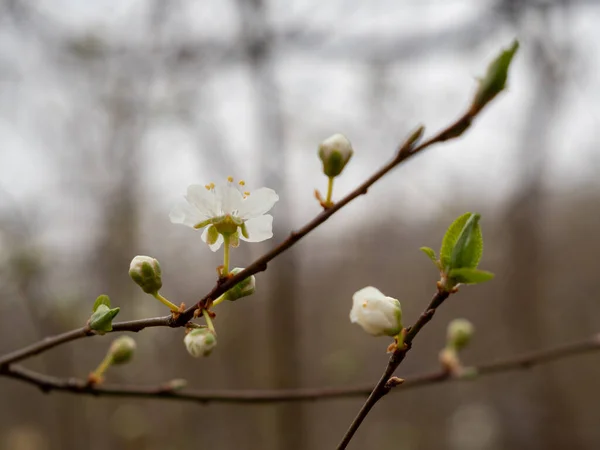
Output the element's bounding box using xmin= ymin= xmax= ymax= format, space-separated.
xmin=1 ymin=334 xmax=597 ymax=404
xmin=336 ymin=288 xmax=451 ymax=449
xmin=0 ymin=106 xmax=477 ymax=369
xmin=0 ymin=317 xmax=172 ymax=368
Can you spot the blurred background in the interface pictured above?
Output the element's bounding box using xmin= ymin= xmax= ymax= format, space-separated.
xmin=1 ymin=0 xmax=600 ymax=449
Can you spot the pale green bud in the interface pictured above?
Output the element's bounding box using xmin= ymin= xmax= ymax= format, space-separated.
xmin=109 ymin=336 xmax=136 ymax=364
xmin=184 ymin=329 xmax=217 ymax=358
xmin=318 ymin=133 xmax=353 ymax=177
xmin=447 ymin=318 xmax=475 ymax=351
xmin=129 ymin=255 xmax=162 ymax=294
xmin=223 ymin=268 xmax=256 ymax=301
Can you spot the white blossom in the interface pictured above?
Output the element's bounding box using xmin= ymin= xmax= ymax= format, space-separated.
xmin=350 ymin=286 xmax=402 ymax=337
xmin=170 ymin=179 xmax=279 ymax=251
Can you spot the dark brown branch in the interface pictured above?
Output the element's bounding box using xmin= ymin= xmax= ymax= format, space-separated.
xmin=174 ymin=111 xmax=475 ymax=326
xmin=2 ymin=335 xmax=598 ymax=404
xmin=0 ymin=317 xmax=172 ymax=368
xmin=0 ymin=106 xmax=477 ymax=368
xmin=336 ymin=289 xmax=450 ymax=450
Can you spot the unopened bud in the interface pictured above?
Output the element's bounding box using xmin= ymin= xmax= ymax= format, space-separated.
xmin=109 ymin=336 xmax=136 ymax=364
xmin=447 ymin=318 xmax=475 ymax=351
xmin=129 ymin=255 xmax=162 ymax=294
xmin=223 ymin=268 xmax=256 ymax=301
xmin=318 ymin=133 xmax=353 ymax=177
xmin=184 ymin=328 xmax=217 ymax=358
xmin=350 ymin=286 xmax=403 ymax=337
xmin=471 ymin=40 xmax=519 ymax=115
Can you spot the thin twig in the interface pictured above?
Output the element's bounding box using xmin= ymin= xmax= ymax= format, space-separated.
xmin=1 ymin=335 xmax=598 ymax=404
xmin=336 ymin=289 xmax=450 ymax=450
xmin=0 ymin=317 xmax=172 ymax=368
xmin=173 ymin=112 xmax=475 ymax=326
xmin=0 ymin=109 xmax=474 ymax=368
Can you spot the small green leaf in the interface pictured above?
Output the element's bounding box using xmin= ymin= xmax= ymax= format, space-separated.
xmin=89 ymin=304 xmax=120 ymax=334
xmin=440 ymin=213 xmax=472 ymax=270
xmin=420 ymin=247 xmax=439 ymax=267
xmin=93 ymin=294 xmax=111 ymax=312
xmin=471 ymin=40 xmax=519 ymax=114
xmin=449 ymin=213 xmax=483 ymax=270
xmin=448 ymin=268 xmax=494 ymax=285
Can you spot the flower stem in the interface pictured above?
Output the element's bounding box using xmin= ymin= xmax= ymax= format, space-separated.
xmin=222 ymin=234 xmax=231 ymax=276
xmin=202 ymin=309 xmax=216 ymax=335
xmin=152 ymin=292 xmax=179 ymax=311
xmin=92 ymin=353 xmax=113 ymax=379
xmin=326 ymin=176 xmax=335 ymax=205
xmin=212 ymin=294 xmax=227 ymax=307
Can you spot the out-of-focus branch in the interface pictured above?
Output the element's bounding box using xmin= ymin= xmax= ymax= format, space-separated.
xmin=2 ymin=335 xmax=598 ymax=404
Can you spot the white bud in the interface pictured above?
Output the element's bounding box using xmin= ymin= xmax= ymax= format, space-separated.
xmin=184 ymin=329 xmax=217 ymax=358
xmin=109 ymin=336 xmax=136 ymax=364
xmin=318 ymin=133 xmax=354 ymax=177
xmin=129 ymin=255 xmax=162 ymax=294
xmin=447 ymin=319 xmax=475 ymax=351
xmin=350 ymin=286 xmax=402 ymax=337
xmin=223 ymin=268 xmax=256 ymax=301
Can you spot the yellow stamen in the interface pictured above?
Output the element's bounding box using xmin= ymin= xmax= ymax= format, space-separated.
xmin=205 ymin=184 xmax=211 ymax=190
xmin=244 ymin=191 xmax=250 ymax=196
xmin=227 ymin=176 xmax=234 ymax=183
xmin=238 ymin=180 xmax=246 ymax=186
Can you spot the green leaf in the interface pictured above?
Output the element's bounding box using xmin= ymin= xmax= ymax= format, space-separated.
xmin=420 ymin=247 xmax=439 ymax=268
xmin=449 ymin=213 xmax=483 ymax=270
xmin=93 ymin=294 xmax=111 ymax=312
xmin=472 ymin=40 xmax=519 ymax=113
xmin=440 ymin=213 xmax=478 ymax=270
xmin=448 ymin=268 xmax=494 ymax=285
xmin=89 ymin=304 xmax=120 ymax=334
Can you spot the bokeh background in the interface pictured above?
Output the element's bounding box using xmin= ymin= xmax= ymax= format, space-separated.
xmin=1 ymin=1 xmax=600 ymax=449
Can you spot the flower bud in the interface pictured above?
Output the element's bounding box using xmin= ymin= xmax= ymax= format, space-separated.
xmin=129 ymin=255 xmax=162 ymax=294
xmin=109 ymin=336 xmax=136 ymax=364
xmin=223 ymin=268 xmax=256 ymax=301
xmin=350 ymin=286 xmax=402 ymax=337
xmin=447 ymin=318 xmax=474 ymax=351
xmin=184 ymin=328 xmax=217 ymax=357
xmin=471 ymin=40 xmax=519 ymax=115
xmin=318 ymin=133 xmax=353 ymax=177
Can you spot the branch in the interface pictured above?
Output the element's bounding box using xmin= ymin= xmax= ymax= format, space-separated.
xmin=0 ymin=108 xmax=474 ymax=368
xmin=336 ymin=289 xmax=450 ymax=450
xmin=174 ymin=112 xmax=473 ymax=326
xmin=2 ymin=334 xmax=598 ymax=404
xmin=0 ymin=317 xmax=171 ymax=368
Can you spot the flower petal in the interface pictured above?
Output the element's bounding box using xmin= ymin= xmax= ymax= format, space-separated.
xmin=239 ymin=214 xmax=273 ymax=242
xmin=202 ymin=226 xmax=224 ymax=251
xmin=170 ymin=202 xmax=205 ymax=228
xmin=237 ymin=188 xmax=279 ymax=219
xmin=215 ymin=184 xmax=243 ymax=215
xmin=186 ymin=185 xmax=218 ymax=218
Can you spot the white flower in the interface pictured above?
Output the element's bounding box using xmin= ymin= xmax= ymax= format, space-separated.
xmin=169 ymin=178 xmax=279 ymax=251
xmin=350 ymin=286 xmax=402 ymax=337
xmin=184 ymin=329 xmax=217 ymax=357
xmin=318 ymin=133 xmax=354 ymax=177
